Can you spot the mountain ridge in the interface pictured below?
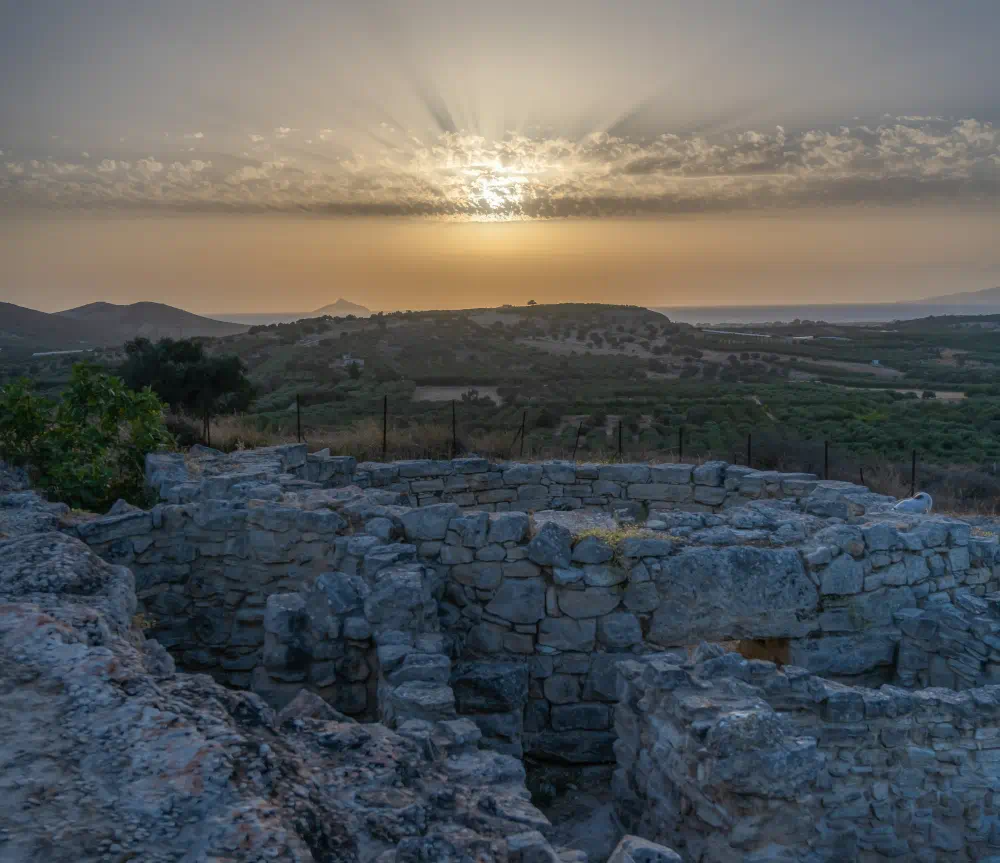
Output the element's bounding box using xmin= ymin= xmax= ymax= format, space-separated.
xmin=0 ymin=301 xmax=247 ymax=355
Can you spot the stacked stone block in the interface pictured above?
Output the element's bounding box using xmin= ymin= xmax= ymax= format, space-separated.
xmin=895 ymin=591 xmax=1000 ymax=690
xmin=66 ymin=446 xmax=1000 ymax=769
xmin=615 ymin=648 xmax=1000 ymax=862
xmin=150 ymin=446 xmax=895 ymax=515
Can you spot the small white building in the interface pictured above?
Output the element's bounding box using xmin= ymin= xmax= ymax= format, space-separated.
xmin=333 ymin=353 xmax=365 ymax=370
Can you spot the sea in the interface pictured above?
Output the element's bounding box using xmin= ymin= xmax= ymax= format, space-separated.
xmin=650 ymin=303 xmax=1000 ymax=326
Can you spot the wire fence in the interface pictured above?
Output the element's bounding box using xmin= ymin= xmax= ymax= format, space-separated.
xmin=199 ymin=394 xmax=936 ymax=502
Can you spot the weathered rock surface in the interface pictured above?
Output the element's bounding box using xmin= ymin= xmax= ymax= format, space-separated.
xmin=0 ymin=510 xmax=568 ymax=862
xmin=615 ymin=647 xmax=1000 ymax=863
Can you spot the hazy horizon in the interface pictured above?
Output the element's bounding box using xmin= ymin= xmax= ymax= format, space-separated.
xmin=3 ymin=0 xmax=998 ymax=312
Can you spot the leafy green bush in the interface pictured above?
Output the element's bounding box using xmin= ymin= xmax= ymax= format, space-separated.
xmin=0 ymin=364 xmax=173 ymax=511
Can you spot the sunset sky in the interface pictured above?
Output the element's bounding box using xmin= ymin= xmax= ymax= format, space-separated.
xmin=2 ymin=0 xmax=998 ymax=313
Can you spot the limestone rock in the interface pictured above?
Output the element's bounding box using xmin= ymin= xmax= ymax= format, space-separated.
xmin=0 ymin=521 xmax=561 ymax=863
xmin=649 ymin=546 xmax=815 ymax=643
xmin=276 ymin=688 xmax=354 ymax=725
xmin=528 ymin=521 xmax=573 ymax=569
xmin=451 ymin=661 xmax=529 ymax=713
xmin=401 ymin=502 xmax=460 ymax=540
xmin=608 ymin=835 xmax=683 ymax=863
xmin=486 ymin=576 xmax=547 ymax=624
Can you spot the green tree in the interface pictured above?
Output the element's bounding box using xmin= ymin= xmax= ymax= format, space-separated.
xmin=0 ymin=378 xmax=52 ymax=466
xmin=0 ymin=364 xmax=172 ymax=511
xmin=119 ymin=337 xmax=255 ymax=416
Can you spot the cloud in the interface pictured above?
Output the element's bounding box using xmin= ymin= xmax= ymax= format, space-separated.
xmin=183 ymin=132 xmax=205 ymax=139
xmin=248 ymin=134 xmax=265 ymax=143
xmin=2 ymin=118 xmax=997 ymax=219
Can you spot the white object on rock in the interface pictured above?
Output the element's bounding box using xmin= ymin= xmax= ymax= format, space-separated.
xmin=893 ymin=492 xmax=933 ymax=514
xmin=607 ymin=835 xmax=683 ymax=863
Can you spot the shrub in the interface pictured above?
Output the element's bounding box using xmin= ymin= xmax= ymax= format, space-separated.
xmin=0 ymin=378 xmax=51 ymax=466
xmin=0 ymin=365 xmax=172 ymax=511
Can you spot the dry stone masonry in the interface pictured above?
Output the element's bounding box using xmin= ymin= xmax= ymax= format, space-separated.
xmin=16 ymin=443 xmax=1000 ymax=860
xmin=614 ymin=647 xmax=1000 ymax=862
xmin=0 ymin=478 xmax=612 ymax=863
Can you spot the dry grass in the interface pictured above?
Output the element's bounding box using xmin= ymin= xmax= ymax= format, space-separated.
xmin=196 ymin=415 xmax=1000 ymax=517
xmin=201 ymin=414 xmax=730 ymax=467
xmin=208 ymin=414 xmax=287 ymax=451
xmin=206 ymin=415 xmax=525 ymax=462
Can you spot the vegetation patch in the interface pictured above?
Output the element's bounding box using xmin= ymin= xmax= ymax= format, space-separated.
xmin=573 ymin=525 xmax=687 ymax=566
xmin=0 ymin=364 xmax=172 ymax=511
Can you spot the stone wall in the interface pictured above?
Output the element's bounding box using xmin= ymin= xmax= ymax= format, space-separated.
xmin=3 ymin=469 xmax=651 ymax=863
xmin=148 ymin=445 xmax=881 ymax=515
xmin=614 ymin=647 xmax=1000 ymax=862
xmin=435 ymin=507 xmax=998 ymax=762
xmin=895 ymin=592 xmax=1000 ymax=690
xmin=71 ymin=446 xmax=1000 ymax=765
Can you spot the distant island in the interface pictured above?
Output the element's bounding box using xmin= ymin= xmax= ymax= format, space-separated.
xmin=310 ymin=299 xmax=372 ymax=317
xmin=212 ymin=300 xmax=373 ymax=326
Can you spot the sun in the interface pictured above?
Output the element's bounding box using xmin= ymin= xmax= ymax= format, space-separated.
xmin=461 ymin=165 xmax=529 ymax=221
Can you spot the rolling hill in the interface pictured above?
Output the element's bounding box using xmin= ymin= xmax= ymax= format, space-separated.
xmin=57 ymin=302 xmax=249 ymax=338
xmin=0 ymin=303 xmax=107 ymax=353
xmin=0 ymin=302 xmax=247 ymax=356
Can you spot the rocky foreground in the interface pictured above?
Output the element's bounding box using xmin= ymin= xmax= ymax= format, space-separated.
xmin=0 ymin=482 xmax=678 ymax=862
xmin=0 ymin=492 xmax=552 ymax=862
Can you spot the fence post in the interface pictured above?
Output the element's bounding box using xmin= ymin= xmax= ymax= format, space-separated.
xmin=508 ymin=425 xmax=522 ymax=458
xmin=382 ymin=394 xmax=388 ymax=461
xmin=296 ymin=393 xmax=302 ymax=443
xmin=205 ymin=411 xmax=211 ymax=448
xmin=451 ymin=400 xmax=457 ymax=459
xmin=678 ymin=426 xmax=684 ymax=462
xmin=520 ymin=410 xmax=526 ymax=459
xmin=746 ymin=432 xmax=752 ymax=469
xmin=618 ymin=420 xmax=623 ymax=460
xmin=824 ymin=440 xmax=829 ymax=480
xmin=572 ymin=421 xmax=583 ymax=461
xmin=911 ymin=449 xmax=917 ymax=497
xmin=860 ymin=465 xmax=865 ymax=487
